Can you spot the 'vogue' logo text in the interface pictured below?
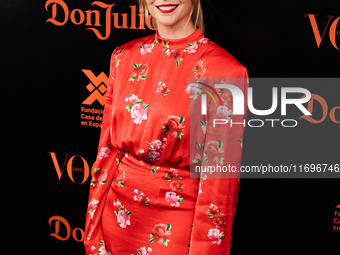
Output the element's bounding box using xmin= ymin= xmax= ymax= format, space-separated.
xmin=306 ymin=14 xmax=340 ymax=50
xmin=48 ymin=151 xmax=96 ymax=184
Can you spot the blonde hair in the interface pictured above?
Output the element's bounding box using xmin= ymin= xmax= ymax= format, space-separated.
xmin=138 ymin=0 xmax=205 ymax=34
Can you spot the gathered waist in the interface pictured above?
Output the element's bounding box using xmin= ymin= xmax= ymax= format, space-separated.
xmin=120 ymin=153 xmax=199 ymax=178
xmin=110 ymin=153 xmax=201 ymax=211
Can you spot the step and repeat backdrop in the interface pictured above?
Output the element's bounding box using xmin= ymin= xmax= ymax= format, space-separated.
xmin=2 ymin=0 xmax=339 ymax=254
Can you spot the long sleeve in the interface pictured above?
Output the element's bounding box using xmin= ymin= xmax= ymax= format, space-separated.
xmin=84 ymin=49 xmax=122 ymax=254
xmin=189 ymin=66 xmax=248 ymax=254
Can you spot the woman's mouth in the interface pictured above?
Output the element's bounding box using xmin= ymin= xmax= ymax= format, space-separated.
xmin=156 ymin=5 xmax=179 ymax=14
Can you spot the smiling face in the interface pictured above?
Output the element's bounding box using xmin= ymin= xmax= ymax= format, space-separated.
xmin=145 ymin=0 xmax=195 ymax=37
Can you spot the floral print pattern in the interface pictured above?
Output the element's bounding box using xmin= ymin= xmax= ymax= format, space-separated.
xmin=206 ymin=202 xmax=227 ymax=245
xmin=206 ymin=201 xmax=227 ymax=228
xmin=131 ymin=104 xmax=148 ymax=124
xmin=140 ymin=43 xmax=155 ymax=55
xmin=134 ymin=189 xmax=150 ymax=207
xmin=193 ymin=59 xmax=206 ymax=78
xmin=114 ymin=48 xmax=124 ymax=67
xmin=186 ymin=83 xmax=202 ymax=100
xmin=200 ymin=120 xmax=208 ymax=134
xmin=91 ymin=168 xmax=107 ymax=187
xmin=159 ymin=40 xmax=169 ymax=48
xmin=162 ymin=115 xmax=185 ymax=139
xmin=147 ymin=138 xmax=166 ymax=162
xmin=87 ymin=224 xmax=93 ymax=240
xmin=165 ymin=191 xmax=183 ymax=207
xmin=98 ymin=146 xmax=111 ymax=160
xmin=114 ymin=166 xmax=125 ymax=187
xmin=217 ymin=88 xmax=233 ymax=105
xmin=129 ymin=63 xmax=148 ymax=82
xmin=159 ymin=40 xmax=184 ymax=66
xmin=164 ymin=168 xmax=185 ymax=192
xmin=135 ymin=246 xmax=152 ymax=255
xmin=238 ymin=138 xmax=243 ymax=148
xmin=183 ymin=38 xmax=208 ymax=53
xmin=113 ymin=199 xmax=131 ymax=228
xmin=125 ymin=94 xmax=149 ymax=124
xmin=198 ymin=173 xmax=207 ymax=194
xmin=88 ymin=240 xmax=110 ymax=255
xmin=199 ymin=37 xmax=209 ymax=44
xmin=192 ymin=142 xmax=204 ymax=164
xmin=184 ymin=42 xmax=198 ymax=53
xmin=157 ymin=37 xmax=209 ymax=66
xmin=150 ymin=166 xmax=160 ymax=174
xmin=149 ymin=223 xmax=172 ymax=246
xmin=204 ymin=140 xmax=225 ymax=165
xmin=207 ymin=228 xmax=225 ymax=245
xmin=88 ymin=198 xmax=99 ymax=219
xmin=216 ymin=105 xmax=233 ymax=122
xmin=156 ymin=81 xmax=169 ymax=97
xmin=164 ymin=49 xmax=184 ymax=66
xmin=148 ymin=150 xmax=160 ymax=162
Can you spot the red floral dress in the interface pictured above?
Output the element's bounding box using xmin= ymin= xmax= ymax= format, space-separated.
xmin=84 ymin=28 xmax=248 ymax=255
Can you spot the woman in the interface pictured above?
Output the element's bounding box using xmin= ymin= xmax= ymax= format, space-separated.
xmin=84 ymin=0 xmax=248 ymax=254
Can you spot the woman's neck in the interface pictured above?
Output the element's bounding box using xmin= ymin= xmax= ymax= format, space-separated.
xmin=156 ymin=22 xmax=197 ymax=40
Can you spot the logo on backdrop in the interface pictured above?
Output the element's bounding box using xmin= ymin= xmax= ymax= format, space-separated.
xmin=306 ymin=14 xmax=340 ymax=50
xmin=48 ymin=151 xmax=95 ymax=184
xmin=45 ymin=0 xmax=154 ymax=40
xmin=81 ymin=69 xmax=107 ymax=128
xmin=334 ymin=204 xmax=340 ymax=231
xmin=49 ymin=215 xmax=84 ymax=242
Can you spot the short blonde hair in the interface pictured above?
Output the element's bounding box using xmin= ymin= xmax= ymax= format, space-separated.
xmin=138 ymin=0 xmax=204 ymax=34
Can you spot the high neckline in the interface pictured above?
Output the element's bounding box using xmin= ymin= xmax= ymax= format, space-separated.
xmin=154 ymin=28 xmax=205 ymax=50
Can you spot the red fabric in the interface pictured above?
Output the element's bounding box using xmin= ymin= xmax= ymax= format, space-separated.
xmin=84 ymin=28 xmax=248 ymax=255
